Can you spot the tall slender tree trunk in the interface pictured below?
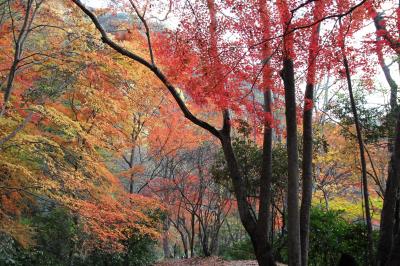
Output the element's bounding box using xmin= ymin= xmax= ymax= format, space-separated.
xmin=258 ymin=1 xmax=274 ymax=263
xmin=255 ymin=103 xmax=274 ymax=266
xmin=343 ymin=53 xmax=374 ymax=266
xmin=281 ymin=58 xmax=301 ymax=266
xmin=378 ymin=165 xmax=399 ymax=266
xmin=271 ymin=201 xmax=275 ymax=246
xmin=201 ymin=229 xmax=211 ymax=257
xmin=163 ymin=217 xmax=171 ymax=258
xmin=258 ymin=88 xmax=273 ymax=238
xmin=300 ymin=83 xmax=314 ymax=266
xmin=190 ymin=213 xmax=195 ymax=257
xmin=375 ymin=38 xmax=399 ymax=266
xmin=277 ymin=1 xmax=301 ymax=264
xmin=177 ymin=228 xmax=189 ymax=258
xmin=370 ymin=8 xmax=400 ymax=266
xmin=386 ymin=110 xmax=400 ymax=266
xmin=300 ymin=4 xmax=321 ymax=262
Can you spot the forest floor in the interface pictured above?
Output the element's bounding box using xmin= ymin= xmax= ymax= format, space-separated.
xmin=154 ymin=257 xmax=287 ymax=266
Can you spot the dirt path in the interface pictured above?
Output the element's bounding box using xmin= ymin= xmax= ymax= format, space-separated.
xmin=154 ymin=257 xmax=286 ymax=266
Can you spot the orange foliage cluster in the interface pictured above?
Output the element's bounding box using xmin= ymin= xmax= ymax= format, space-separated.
xmin=0 ymin=0 xmax=167 ymax=252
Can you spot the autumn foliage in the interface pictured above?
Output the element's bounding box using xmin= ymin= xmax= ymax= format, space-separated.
xmin=1 ymin=0 xmax=400 ymax=265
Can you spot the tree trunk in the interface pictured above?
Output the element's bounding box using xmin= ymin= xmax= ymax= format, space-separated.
xmin=253 ymin=239 xmax=276 ymax=266
xmin=257 ymin=85 xmax=273 ymax=248
xmin=343 ymin=53 xmax=374 ymax=265
xmin=323 ymin=190 xmax=329 ymax=210
xmin=271 ymin=202 xmax=275 ymax=246
xmin=201 ymin=231 xmax=211 ymax=257
xmin=300 ymin=5 xmax=321 ymax=262
xmin=198 ymin=218 xmax=211 ymax=257
xmin=373 ymin=10 xmax=400 ymax=266
xmin=377 ymin=168 xmax=399 ymax=266
xmin=281 ymin=58 xmax=301 ymax=266
xmin=394 ymin=198 xmax=400 ymax=236
xmin=219 ymin=114 xmax=276 ymax=266
xmin=385 ymin=110 xmax=400 ymax=265
xmin=163 ymin=217 xmax=170 ymax=258
xmin=300 ymin=83 xmax=314 ymax=266
xmin=258 ymin=2 xmax=274 ymax=263
xmin=387 ymin=233 xmax=400 ymax=266
xmin=190 ymin=212 xmax=195 ymax=257
xmin=178 ymin=230 xmax=189 ymax=258
xmin=220 ymin=138 xmax=276 ymax=266
xmin=375 ymin=41 xmax=399 ymax=266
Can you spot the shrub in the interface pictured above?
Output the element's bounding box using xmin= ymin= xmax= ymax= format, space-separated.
xmin=220 ymin=237 xmax=255 ymax=260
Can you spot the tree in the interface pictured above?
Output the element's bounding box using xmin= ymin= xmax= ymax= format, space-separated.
xmin=146 ymin=143 xmax=231 ymax=257
xmin=0 ymin=0 xmax=43 ymax=116
xmin=386 ymin=110 xmax=400 ymax=265
xmin=70 ymin=0 xmax=383 ymax=265
xmin=69 ymin=1 xmax=277 ymax=264
xmin=339 ymin=18 xmax=374 ymax=264
xmin=366 ymin=2 xmax=400 ymax=265
xmin=0 ymin=1 xmax=167 ymax=257
xmin=300 ymin=3 xmax=325 ymax=264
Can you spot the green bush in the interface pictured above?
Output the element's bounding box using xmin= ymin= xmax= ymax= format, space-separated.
xmin=0 ymin=207 xmax=158 ymax=266
xmin=308 ymin=207 xmax=376 ymax=266
xmin=80 ymin=234 xmax=157 ymax=266
xmin=220 ymin=237 xmax=255 ymax=260
xmin=273 ymin=207 xmax=377 ymax=265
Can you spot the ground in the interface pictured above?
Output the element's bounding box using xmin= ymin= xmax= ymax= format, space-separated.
xmin=154 ymin=257 xmax=287 ymax=266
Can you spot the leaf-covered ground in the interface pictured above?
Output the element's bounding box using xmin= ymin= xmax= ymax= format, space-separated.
xmin=155 ymin=257 xmax=287 ymax=266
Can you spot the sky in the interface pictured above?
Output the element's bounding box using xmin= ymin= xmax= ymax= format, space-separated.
xmin=84 ymin=0 xmax=109 ymax=8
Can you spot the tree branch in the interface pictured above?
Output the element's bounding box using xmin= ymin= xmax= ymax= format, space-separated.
xmin=0 ymin=111 xmax=33 ymax=148
xmin=128 ymin=0 xmax=155 ymax=65
xmin=71 ymin=0 xmax=221 ymax=139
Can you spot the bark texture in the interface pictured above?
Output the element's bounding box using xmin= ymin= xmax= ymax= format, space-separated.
xmin=386 ymin=111 xmax=400 ymax=265
xmin=300 ymin=83 xmax=314 ymax=266
xmin=281 ymin=58 xmax=301 ymax=266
